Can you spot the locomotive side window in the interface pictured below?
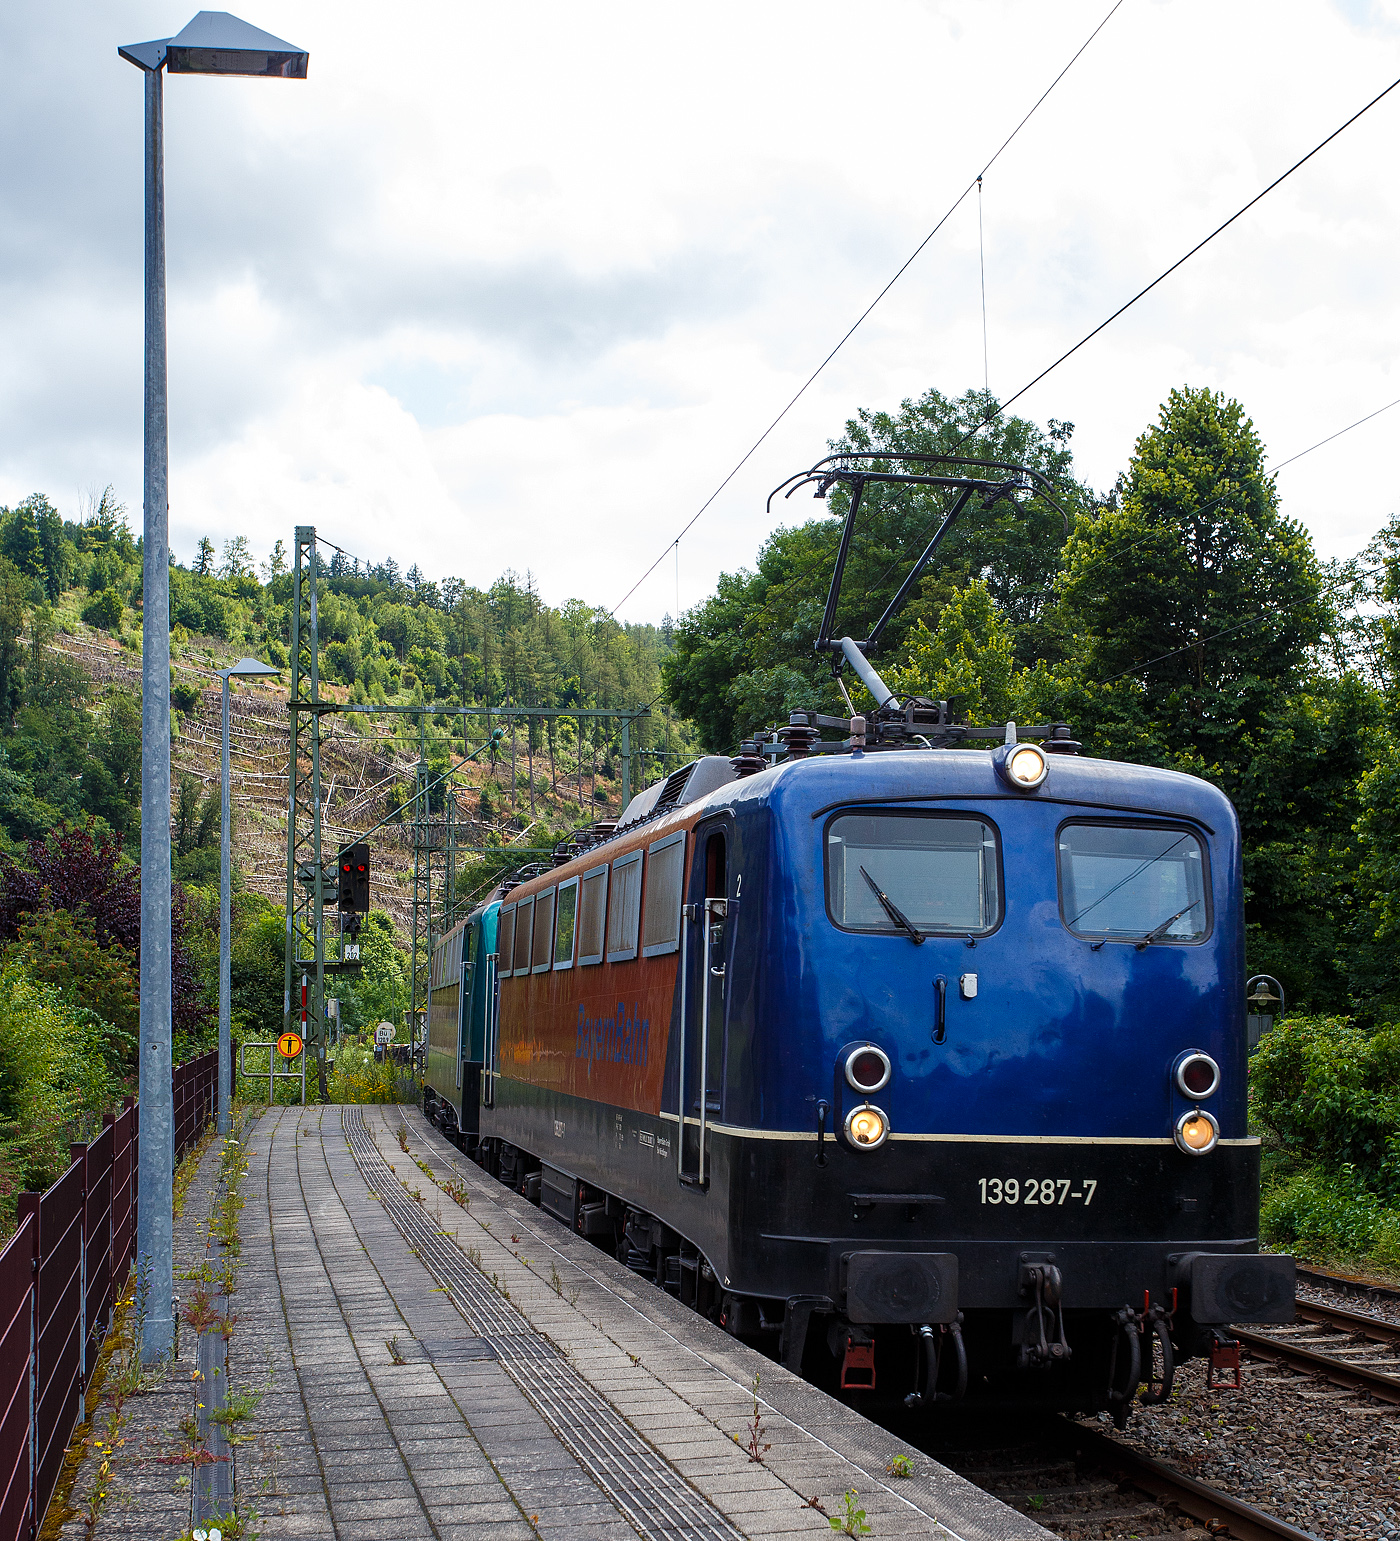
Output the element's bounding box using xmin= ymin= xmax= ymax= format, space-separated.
xmin=1058 ymin=823 xmax=1209 ymax=944
xmin=641 ymin=830 xmax=686 ymax=957
xmin=554 ymin=877 xmax=578 ymax=970
xmin=513 ymin=896 xmax=534 ymax=974
xmin=606 ymin=850 xmax=643 ymax=962
xmin=532 ymin=887 xmax=556 ymax=974
xmin=576 ymin=863 xmax=608 ymax=966
xmin=498 ymin=905 xmax=516 ymax=980
xmin=826 ymin=812 xmax=1000 ymax=935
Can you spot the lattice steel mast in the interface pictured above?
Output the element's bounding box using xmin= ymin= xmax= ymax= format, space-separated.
xmin=282 ymin=527 xmax=330 ymax=1100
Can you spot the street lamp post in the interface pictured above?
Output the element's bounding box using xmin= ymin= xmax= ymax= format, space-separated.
xmin=218 ymin=659 xmax=281 ymax=1134
xmin=119 ymin=11 xmax=307 ymax=1364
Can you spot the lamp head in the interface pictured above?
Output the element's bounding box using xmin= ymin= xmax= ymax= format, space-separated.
xmin=121 ymin=12 xmax=308 ymax=77
xmin=223 ymin=656 xmax=282 ymax=680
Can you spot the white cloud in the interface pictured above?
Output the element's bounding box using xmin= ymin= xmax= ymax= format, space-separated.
xmin=1 ymin=0 xmax=1398 ymax=618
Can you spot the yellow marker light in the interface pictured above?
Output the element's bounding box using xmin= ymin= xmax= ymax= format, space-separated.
xmin=845 ymin=1104 xmax=889 ymax=1150
xmin=1174 ymin=1109 xmax=1219 ymax=1156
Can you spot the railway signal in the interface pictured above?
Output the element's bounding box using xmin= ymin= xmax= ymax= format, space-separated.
xmin=338 ymin=842 xmax=370 ymax=913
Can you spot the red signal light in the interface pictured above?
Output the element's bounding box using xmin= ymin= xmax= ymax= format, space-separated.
xmin=843 ymin=1044 xmax=892 ymax=1094
xmin=1175 ymin=1052 xmax=1220 ymax=1100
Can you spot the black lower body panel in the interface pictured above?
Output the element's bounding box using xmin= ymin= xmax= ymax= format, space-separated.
xmin=474 ymin=1080 xmax=1285 ymax=1411
xmin=479 ymin=1079 xmax=1265 ymax=1306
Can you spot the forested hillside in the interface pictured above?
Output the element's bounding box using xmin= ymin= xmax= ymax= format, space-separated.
xmin=0 ymin=492 xmax=686 ymax=849
xmin=0 ymin=497 xmax=692 ymax=1218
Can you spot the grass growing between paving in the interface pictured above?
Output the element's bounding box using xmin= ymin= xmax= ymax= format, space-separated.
xmin=170 ymin=1123 xmax=267 ymax=1541
xmin=1254 ymin=1014 xmax=1400 ymax=1284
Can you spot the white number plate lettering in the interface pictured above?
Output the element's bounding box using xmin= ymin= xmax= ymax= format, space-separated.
xmin=978 ymin=1177 xmax=1097 ymax=1206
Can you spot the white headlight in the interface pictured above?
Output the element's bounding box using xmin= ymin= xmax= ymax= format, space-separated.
xmin=994 ymin=741 xmax=1048 ymax=790
xmin=1007 ymin=745 xmax=1047 ymax=786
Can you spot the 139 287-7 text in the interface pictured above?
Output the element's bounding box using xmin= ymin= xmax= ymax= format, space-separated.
xmin=978 ymin=1177 xmax=1097 ymax=1205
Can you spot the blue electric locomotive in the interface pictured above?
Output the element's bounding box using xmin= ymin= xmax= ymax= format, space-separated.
xmin=424 ymin=454 xmax=1294 ymax=1415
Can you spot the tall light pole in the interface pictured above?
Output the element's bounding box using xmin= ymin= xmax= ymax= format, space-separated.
xmin=120 ymin=11 xmax=307 ymax=1364
xmin=218 ymin=658 xmax=282 ymax=1134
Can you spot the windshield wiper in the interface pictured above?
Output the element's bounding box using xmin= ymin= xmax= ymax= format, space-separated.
xmin=860 ymin=866 xmax=925 ymax=945
xmin=1134 ymin=901 xmax=1201 ymax=950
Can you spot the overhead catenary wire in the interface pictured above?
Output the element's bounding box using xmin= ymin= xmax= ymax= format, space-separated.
xmin=607 ymin=0 xmax=1127 ymax=617
xmin=727 ymin=69 xmax=1400 ymax=638
xmin=950 ymin=68 xmax=1400 ymax=450
xmin=1271 ymin=395 xmax=1400 ymax=473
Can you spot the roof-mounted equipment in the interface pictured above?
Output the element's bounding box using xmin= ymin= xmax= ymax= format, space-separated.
xmin=762 ymin=452 xmax=1076 ymax=754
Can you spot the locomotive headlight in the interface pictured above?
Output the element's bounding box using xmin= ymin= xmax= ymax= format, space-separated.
xmin=1175 ymin=1109 xmax=1219 ymax=1156
xmin=845 ymin=1105 xmax=889 ymax=1149
xmin=993 ymin=741 xmax=1048 ymax=791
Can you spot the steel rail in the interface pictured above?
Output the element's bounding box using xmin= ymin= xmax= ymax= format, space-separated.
xmin=1294 ymin=1297 xmax=1400 ymax=1346
xmin=1235 ymin=1325 xmax=1400 ymax=1404
xmin=1059 ymin=1421 xmax=1321 ymax=1541
xmin=1295 ymin=1263 xmax=1400 ymax=1305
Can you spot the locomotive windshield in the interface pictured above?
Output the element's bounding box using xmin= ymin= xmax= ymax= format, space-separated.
xmin=826 ymin=812 xmax=1000 ymax=936
xmin=1058 ymin=823 xmax=1208 ymax=943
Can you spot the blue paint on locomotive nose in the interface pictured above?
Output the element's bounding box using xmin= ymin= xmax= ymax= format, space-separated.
xmin=721 ymin=747 xmax=1245 ymax=1142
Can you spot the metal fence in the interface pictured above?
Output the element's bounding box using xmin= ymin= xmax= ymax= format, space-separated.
xmin=0 ymin=1049 xmax=219 ymax=1541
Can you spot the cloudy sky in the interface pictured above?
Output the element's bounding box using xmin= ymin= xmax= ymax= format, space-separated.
xmin=2 ymin=0 xmax=1398 ymax=622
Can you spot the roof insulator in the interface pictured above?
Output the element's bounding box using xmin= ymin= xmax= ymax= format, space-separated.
xmin=777 ymin=713 xmax=821 ymax=760
xmin=730 ymin=741 xmax=766 ymax=778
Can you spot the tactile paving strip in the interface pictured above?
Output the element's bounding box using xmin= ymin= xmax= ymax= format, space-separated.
xmin=343 ymin=1109 xmax=744 ymax=1541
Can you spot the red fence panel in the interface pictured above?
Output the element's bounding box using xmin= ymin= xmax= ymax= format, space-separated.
xmin=2 ymin=1052 xmax=212 ymax=1539
xmin=108 ymin=1102 xmax=134 ymax=1306
xmin=21 ymin=1160 xmax=84 ymax=1530
xmin=173 ymin=1052 xmax=218 ymax=1166
xmin=0 ymin=1216 xmax=34 ymax=1541
xmin=110 ymin=1101 xmax=135 ymax=1289
xmin=78 ymin=1124 xmax=114 ymax=1370
xmin=172 ymin=1059 xmax=187 ymax=1166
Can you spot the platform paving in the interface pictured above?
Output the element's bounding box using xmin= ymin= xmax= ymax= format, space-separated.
xmin=254 ymin=1103 xmax=1051 ymax=1540
xmin=63 ymin=1104 xmax=1056 ymax=1539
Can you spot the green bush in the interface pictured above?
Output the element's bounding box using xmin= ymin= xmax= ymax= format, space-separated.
xmin=327 ymin=1042 xmax=399 ymax=1103
xmin=170 ymin=575 xmax=231 ymax=638
xmin=1261 ymin=1164 xmax=1400 ymax=1270
xmin=0 ymin=957 xmax=125 ymax=1228
xmin=1250 ymin=1013 xmax=1400 ymax=1196
xmin=81 ymin=588 xmax=124 ymax=631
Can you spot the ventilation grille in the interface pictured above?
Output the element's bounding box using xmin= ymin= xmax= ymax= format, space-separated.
xmin=652 ymin=763 xmax=696 ymax=815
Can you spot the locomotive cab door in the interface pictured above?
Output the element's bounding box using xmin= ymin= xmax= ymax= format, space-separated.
xmin=679 ymin=822 xmax=730 ymax=1186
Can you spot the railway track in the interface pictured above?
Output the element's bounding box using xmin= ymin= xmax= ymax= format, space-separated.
xmin=1237 ymin=1298 xmax=1400 ymax=1405
xmin=932 ymin=1416 xmax=1320 ymax=1540
xmin=929 ymin=1278 xmax=1400 ymax=1539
